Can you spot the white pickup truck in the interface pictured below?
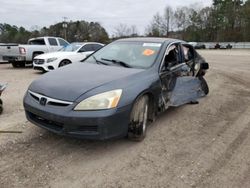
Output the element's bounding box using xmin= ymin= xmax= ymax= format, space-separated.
xmin=0 ymin=37 xmax=69 ymax=67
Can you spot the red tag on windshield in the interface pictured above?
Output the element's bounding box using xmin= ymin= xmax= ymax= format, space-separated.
xmin=142 ymin=49 xmax=155 ymax=56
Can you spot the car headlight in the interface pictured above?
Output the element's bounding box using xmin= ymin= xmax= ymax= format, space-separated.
xmin=47 ymin=57 xmax=58 ymax=63
xmin=74 ymin=89 xmax=122 ymax=111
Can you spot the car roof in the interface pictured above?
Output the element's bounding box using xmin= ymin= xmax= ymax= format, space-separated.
xmin=116 ymin=37 xmax=184 ymax=44
xmin=71 ymin=42 xmax=104 ymax=45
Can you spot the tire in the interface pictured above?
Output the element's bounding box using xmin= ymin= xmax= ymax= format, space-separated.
xmin=59 ymin=60 xmax=71 ymax=67
xmin=19 ymin=61 xmax=25 ymax=67
xmin=128 ymin=95 xmax=149 ymax=141
xmin=32 ymin=52 xmax=42 ymax=60
xmin=0 ymin=99 xmax=3 ymax=114
xmin=11 ymin=61 xmax=25 ymax=68
xmin=11 ymin=61 xmax=19 ymax=68
xmin=199 ymin=76 xmax=209 ymax=95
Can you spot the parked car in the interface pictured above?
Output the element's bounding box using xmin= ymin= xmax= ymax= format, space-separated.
xmin=33 ymin=42 xmax=104 ymax=72
xmin=1 ymin=37 xmax=69 ymax=68
xmin=210 ymin=43 xmax=233 ymax=49
xmin=188 ymin=42 xmax=206 ymax=49
xmin=23 ymin=37 xmax=209 ymax=141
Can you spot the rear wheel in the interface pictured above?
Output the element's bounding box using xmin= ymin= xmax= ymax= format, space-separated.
xmin=59 ymin=60 xmax=71 ymax=67
xmin=32 ymin=52 xmax=42 ymax=60
xmin=11 ymin=61 xmax=25 ymax=68
xmin=19 ymin=61 xmax=25 ymax=67
xmin=128 ymin=95 xmax=149 ymax=141
xmin=11 ymin=61 xmax=18 ymax=68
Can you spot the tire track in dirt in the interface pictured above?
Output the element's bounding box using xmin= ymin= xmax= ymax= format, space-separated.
xmin=168 ymin=106 xmax=250 ymax=188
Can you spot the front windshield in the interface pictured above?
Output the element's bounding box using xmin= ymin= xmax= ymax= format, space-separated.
xmin=59 ymin=43 xmax=82 ymax=52
xmin=85 ymin=41 xmax=162 ymax=69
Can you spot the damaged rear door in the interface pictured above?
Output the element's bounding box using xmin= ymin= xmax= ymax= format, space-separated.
xmin=159 ymin=42 xmax=209 ymax=109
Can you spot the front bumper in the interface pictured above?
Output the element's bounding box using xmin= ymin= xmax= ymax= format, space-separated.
xmin=33 ymin=62 xmax=56 ymax=72
xmin=23 ymin=92 xmax=132 ymax=140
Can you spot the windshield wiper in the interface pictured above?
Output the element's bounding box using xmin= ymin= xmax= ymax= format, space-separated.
xmin=92 ymin=56 xmax=109 ymax=65
xmin=101 ymin=58 xmax=132 ymax=68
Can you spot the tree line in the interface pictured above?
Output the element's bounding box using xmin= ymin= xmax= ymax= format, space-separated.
xmin=0 ymin=0 xmax=249 ymax=44
xmin=146 ymin=0 xmax=250 ymax=42
xmin=0 ymin=21 xmax=109 ymax=44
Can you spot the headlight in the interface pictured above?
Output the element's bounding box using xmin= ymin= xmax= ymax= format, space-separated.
xmin=47 ymin=57 xmax=58 ymax=63
xmin=74 ymin=89 xmax=122 ymax=111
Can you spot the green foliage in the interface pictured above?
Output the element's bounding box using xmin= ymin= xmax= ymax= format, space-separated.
xmin=0 ymin=20 xmax=109 ymax=44
xmin=147 ymin=0 xmax=250 ymax=42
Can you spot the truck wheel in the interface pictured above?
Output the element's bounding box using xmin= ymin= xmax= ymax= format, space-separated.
xmin=11 ymin=61 xmax=19 ymax=68
xmin=32 ymin=52 xmax=42 ymax=60
xmin=128 ymin=95 xmax=149 ymax=141
xmin=59 ymin=60 xmax=71 ymax=67
xmin=19 ymin=61 xmax=25 ymax=67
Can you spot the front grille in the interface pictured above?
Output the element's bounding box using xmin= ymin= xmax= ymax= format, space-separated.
xmin=34 ymin=59 xmax=45 ymax=65
xmin=30 ymin=92 xmax=39 ymax=102
xmin=28 ymin=91 xmax=72 ymax=107
xmin=47 ymin=101 xmax=70 ymax=107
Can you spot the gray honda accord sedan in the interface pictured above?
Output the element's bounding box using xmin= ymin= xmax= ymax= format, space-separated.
xmin=23 ymin=38 xmax=209 ymax=141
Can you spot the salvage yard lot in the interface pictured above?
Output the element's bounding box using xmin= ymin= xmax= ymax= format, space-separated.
xmin=0 ymin=50 xmax=250 ymax=188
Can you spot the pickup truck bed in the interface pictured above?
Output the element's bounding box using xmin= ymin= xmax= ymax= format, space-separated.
xmin=1 ymin=37 xmax=69 ymax=67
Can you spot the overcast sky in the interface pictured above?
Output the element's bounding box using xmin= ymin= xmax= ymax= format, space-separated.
xmin=0 ymin=0 xmax=212 ymax=35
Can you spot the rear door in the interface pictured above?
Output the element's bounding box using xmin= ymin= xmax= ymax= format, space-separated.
xmin=47 ymin=38 xmax=59 ymax=52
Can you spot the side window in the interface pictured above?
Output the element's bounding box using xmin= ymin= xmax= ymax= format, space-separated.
xmin=163 ymin=44 xmax=180 ymax=70
xmin=79 ymin=44 xmax=93 ymax=52
xmin=48 ymin=38 xmax=58 ymax=46
xmin=78 ymin=46 xmax=86 ymax=52
xmin=58 ymin=39 xmax=68 ymax=47
xmin=182 ymin=44 xmax=196 ymax=62
xmin=92 ymin=44 xmax=103 ymax=51
xmin=28 ymin=39 xmax=45 ymax=45
xmin=84 ymin=44 xmax=94 ymax=52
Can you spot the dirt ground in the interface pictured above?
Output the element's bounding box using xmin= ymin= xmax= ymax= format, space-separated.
xmin=0 ymin=50 xmax=250 ymax=188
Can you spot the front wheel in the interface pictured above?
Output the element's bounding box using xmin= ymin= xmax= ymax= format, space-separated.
xmin=199 ymin=76 xmax=209 ymax=95
xmin=0 ymin=99 xmax=3 ymax=114
xmin=59 ymin=60 xmax=71 ymax=67
xmin=128 ymin=96 xmax=149 ymax=141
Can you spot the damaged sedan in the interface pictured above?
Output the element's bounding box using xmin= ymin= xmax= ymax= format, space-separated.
xmin=23 ymin=38 xmax=209 ymax=141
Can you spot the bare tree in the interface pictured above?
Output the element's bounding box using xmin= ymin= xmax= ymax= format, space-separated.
xmin=145 ymin=12 xmax=165 ymax=36
xmin=114 ymin=24 xmax=139 ymax=38
xmin=164 ymin=6 xmax=174 ymax=36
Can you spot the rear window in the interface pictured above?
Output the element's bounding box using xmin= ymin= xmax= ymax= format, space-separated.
xmin=28 ymin=39 xmax=45 ymax=45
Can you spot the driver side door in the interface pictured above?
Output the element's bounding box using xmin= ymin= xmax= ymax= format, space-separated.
xmin=159 ymin=42 xmax=208 ymax=108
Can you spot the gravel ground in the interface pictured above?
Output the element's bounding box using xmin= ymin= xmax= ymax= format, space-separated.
xmin=0 ymin=50 xmax=250 ymax=188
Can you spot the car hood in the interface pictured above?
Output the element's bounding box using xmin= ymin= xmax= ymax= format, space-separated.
xmin=29 ymin=63 xmax=144 ymax=101
xmin=35 ymin=51 xmax=76 ymax=59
